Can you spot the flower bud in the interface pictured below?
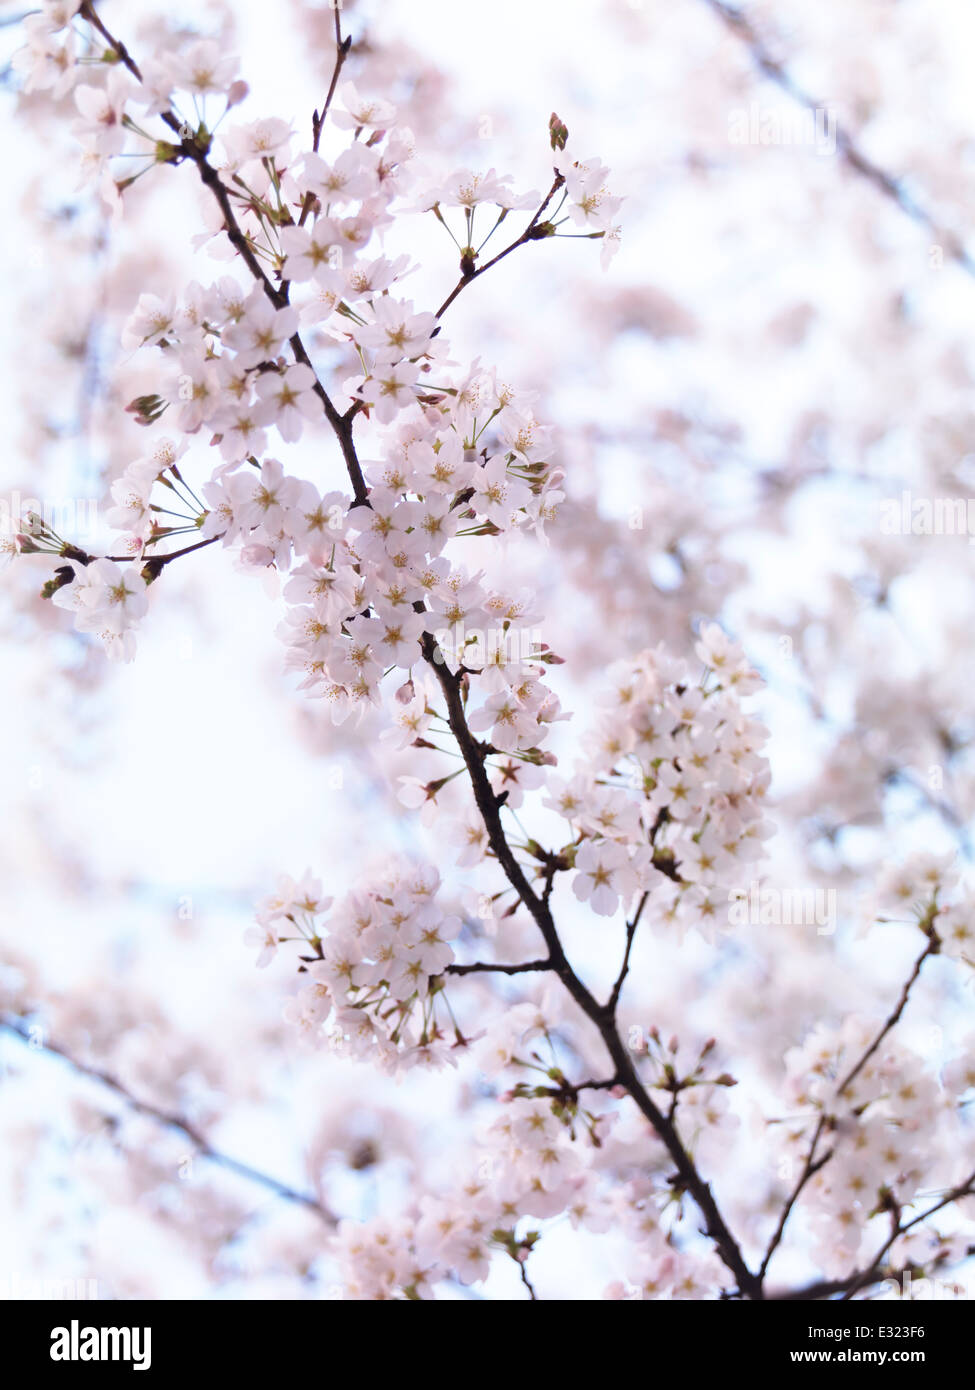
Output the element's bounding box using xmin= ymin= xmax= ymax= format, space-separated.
xmin=549 ymin=112 xmax=569 ymax=152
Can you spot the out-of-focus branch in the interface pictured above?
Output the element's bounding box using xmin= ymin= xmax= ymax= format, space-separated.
xmin=770 ymin=1255 xmax=965 ymax=1301
xmin=700 ymin=0 xmax=975 ymax=277
xmin=0 ymin=1013 xmax=337 ymax=1227
xmin=759 ymin=1114 xmax=832 ymax=1283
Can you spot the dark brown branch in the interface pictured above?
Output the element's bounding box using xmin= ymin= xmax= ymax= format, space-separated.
xmin=296 ymin=12 xmax=352 ymax=230
xmin=446 ymin=958 xmax=552 ymax=977
xmin=773 ymin=1237 xmax=975 ymax=1300
xmin=840 ymin=1167 xmax=975 ymax=1301
xmin=606 ymin=889 xmax=650 ymax=1014
xmin=81 ymin=3 xmax=370 ymax=508
xmin=313 ymin=6 xmax=352 ymax=149
xmin=80 ymin=2 xmax=143 ymax=80
xmin=420 ymin=632 xmax=761 ymax=1299
xmin=759 ymin=937 xmax=938 ymax=1287
xmin=57 ymin=535 xmax=220 ymax=571
xmin=759 ymin=1115 xmax=832 ymax=1283
xmin=434 ymin=176 xmax=565 ymax=319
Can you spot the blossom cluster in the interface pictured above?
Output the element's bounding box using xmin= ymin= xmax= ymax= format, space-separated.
xmin=49 ymin=557 xmax=148 ymax=663
xmin=544 ymin=625 xmax=772 ymax=925
xmin=330 ymin=1093 xmax=615 ymax=1298
xmin=778 ymin=1018 xmax=965 ymax=1278
xmin=249 ymin=862 xmax=464 ymax=1074
xmin=26 ymin=11 xmax=614 ymax=731
xmin=873 ymin=851 xmax=975 ymax=968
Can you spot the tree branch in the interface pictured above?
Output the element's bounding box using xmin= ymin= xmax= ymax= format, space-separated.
xmin=434 ymin=176 xmax=566 ymax=320
xmin=420 ymin=632 xmax=762 ymax=1299
xmin=606 ymin=889 xmax=650 ymax=1015
xmin=446 ymin=958 xmax=552 ymax=977
xmin=0 ymin=1013 xmax=336 ymax=1227
xmin=759 ymin=935 xmax=939 ymax=1287
xmin=80 ymin=2 xmax=370 ymax=508
xmin=759 ymin=1114 xmax=832 ymax=1283
xmin=836 ymin=937 xmax=938 ymax=1097
xmin=700 ymin=0 xmax=975 ymax=276
xmin=840 ymin=1166 xmax=975 ymax=1301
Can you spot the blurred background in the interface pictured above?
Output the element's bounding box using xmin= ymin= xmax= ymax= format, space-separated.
xmin=2 ymin=0 xmax=975 ymax=1298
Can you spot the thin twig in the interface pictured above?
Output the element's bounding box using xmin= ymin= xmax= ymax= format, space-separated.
xmin=0 ymin=1015 xmax=337 ymax=1226
xmin=759 ymin=936 xmax=938 ymax=1287
xmin=434 ymin=177 xmax=566 ymax=320
xmin=840 ymin=1167 xmax=975 ymax=1301
xmin=759 ymin=1114 xmax=832 ymax=1282
xmin=836 ymin=939 xmax=938 ymax=1097
xmin=518 ymin=1261 xmax=538 ymax=1300
xmin=607 ymin=890 xmax=650 ymax=1015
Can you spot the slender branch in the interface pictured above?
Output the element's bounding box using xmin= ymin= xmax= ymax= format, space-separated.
xmin=759 ymin=935 xmax=938 ymax=1286
xmin=80 ymin=2 xmax=143 ymax=81
xmin=573 ymin=1077 xmax=620 ymax=1094
xmin=518 ymin=1261 xmax=538 ymax=1300
xmin=296 ymin=12 xmax=353 ymax=228
xmin=313 ymin=5 xmax=352 ymax=149
xmin=773 ymin=1239 xmax=975 ymax=1300
xmin=56 ymin=534 xmax=220 ymax=571
xmin=772 ymin=1266 xmax=907 ymax=1302
xmin=840 ymin=1167 xmax=975 ymax=1301
xmin=606 ymin=889 xmax=649 ymax=1014
xmin=836 ymin=938 xmax=938 ymax=1097
xmin=434 ymin=177 xmax=566 ymax=320
xmin=0 ymin=1015 xmax=336 ymax=1226
xmin=759 ymin=1114 xmax=832 ymax=1282
xmin=700 ymin=0 xmax=975 ymax=276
